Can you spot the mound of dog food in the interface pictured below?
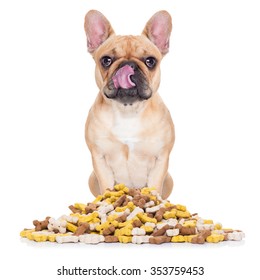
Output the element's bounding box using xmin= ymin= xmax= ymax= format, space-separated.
xmin=20 ymin=184 xmax=245 ymax=244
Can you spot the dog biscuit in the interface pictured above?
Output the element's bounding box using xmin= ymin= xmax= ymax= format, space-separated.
xmin=20 ymin=184 xmax=244 ymax=245
xmin=79 ymin=234 xmax=105 ymax=244
xmin=56 ymin=235 xmax=79 ymax=244
xmin=132 ymin=235 xmax=150 ymax=244
xmin=33 ymin=217 xmax=50 ymax=231
xmin=48 ymin=218 xmax=67 ymax=234
xmin=132 ymin=227 xmax=146 ymax=236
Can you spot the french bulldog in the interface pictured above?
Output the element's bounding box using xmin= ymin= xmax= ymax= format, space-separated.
xmin=84 ymin=10 xmax=175 ymax=198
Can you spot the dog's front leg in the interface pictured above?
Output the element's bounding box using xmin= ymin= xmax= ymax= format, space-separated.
xmin=90 ymin=151 xmax=115 ymax=196
xmin=147 ymin=152 xmax=173 ymax=199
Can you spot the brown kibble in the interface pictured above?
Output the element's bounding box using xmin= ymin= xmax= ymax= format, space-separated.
xmin=128 ymin=188 xmax=140 ymax=197
xmin=69 ymin=205 xmax=82 ymax=214
xmin=104 ymin=236 xmax=119 ymax=243
xmin=152 ymin=225 xmax=170 ymax=236
xmin=149 ymin=236 xmax=171 ymax=244
xmin=85 ymin=203 xmax=97 ymax=214
xmin=224 ymin=233 xmax=228 ymax=241
xmin=103 ymin=225 xmax=116 ymax=236
xmin=154 ymin=208 xmax=166 ymax=222
xmin=113 ymin=195 xmax=126 ymax=208
xmin=73 ymin=223 xmax=90 ymax=236
xmin=134 ymin=198 xmax=146 ymax=208
xmin=147 ymin=213 xmax=154 ymax=218
xmin=177 ymin=225 xmax=196 ymax=235
xmin=33 ymin=217 xmax=50 ymax=231
xmin=132 ymin=219 xmax=143 ymax=228
xmin=132 ymin=193 xmax=149 ymax=208
xmin=191 ymin=230 xmax=211 ymax=244
xmin=224 ymin=229 xmax=234 ymax=233
xmin=122 ymin=198 xmax=130 ymax=206
xmin=191 ymin=235 xmax=204 ymax=244
xmin=115 ymin=213 xmax=128 ymax=223
xmin=142 ymin=195 xmax=150 ymax=202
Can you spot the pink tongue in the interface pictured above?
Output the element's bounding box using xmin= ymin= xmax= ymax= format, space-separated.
xmin=112 ymin=65 xmax=136 ymax=89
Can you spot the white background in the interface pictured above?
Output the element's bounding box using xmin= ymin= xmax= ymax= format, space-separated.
xmin=0 ymin=0 xmax=260 ymax=279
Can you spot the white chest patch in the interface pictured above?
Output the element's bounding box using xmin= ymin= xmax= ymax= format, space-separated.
xmin=112 ymin=114 xmax=141 ymax=150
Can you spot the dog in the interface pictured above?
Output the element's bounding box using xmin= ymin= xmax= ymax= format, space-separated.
xmin=84 ymin=10 xmax=175 ymax=199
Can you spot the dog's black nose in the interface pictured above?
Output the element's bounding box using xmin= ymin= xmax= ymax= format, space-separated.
xmin=119 ymin=61 xmax=138 ymax=71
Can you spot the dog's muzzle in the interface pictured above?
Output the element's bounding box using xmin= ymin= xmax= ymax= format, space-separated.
xmin=103 ymin=61 xmax=152 ymax=105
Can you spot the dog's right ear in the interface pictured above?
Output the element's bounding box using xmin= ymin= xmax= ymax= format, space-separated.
xmin=84 ymin=10 xmax=115 ymax=53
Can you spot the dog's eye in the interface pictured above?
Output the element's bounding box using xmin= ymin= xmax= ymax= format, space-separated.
xmin=145 ymin=57 xmax=157 ymax=69
xmin=101 ymin=56 xmax=113 ymax=68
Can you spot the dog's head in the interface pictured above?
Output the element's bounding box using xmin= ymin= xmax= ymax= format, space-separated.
xmin=84 ymin=10 xmax=172 ymax=106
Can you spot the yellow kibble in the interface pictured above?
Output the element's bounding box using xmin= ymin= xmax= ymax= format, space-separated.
xmin=107 ymin=214 xmax=119 ymax=222
xmin=171 ymin=235 xmax=185 ymax=243
xmin=140 ymin=187 xmax=150 ymax=195
xmin=206 ymin=234 xmax=225 ymax=243
xmin=176 ymin=204 xmax=187 ymax=211
xmin=48 ymin=234 xmax=57 ymax=242
xmin=78 ymin=212 xmax=99 ymax=223
xmin=114 ymin=227 xmax=132 ymax=237
xmin=123 ymin=187 xmax=129 ymax=193
xmin=118 ymin=236 xmax=132 ymax=243
xmin=92 ymin=195 xmax=103 ymax=204
xmin=163 ymin=209 xmax=177 ymax=219
xmin=74 ymin=203 xmax=87 ymax=213
xmin=105 ymin=198 xmax=113 ymax=204
xmin=183 ymin=220 xmax=196 ymax=227
xmin=26 ymin=231 xmax=35 ymax=241
xmin=141 ymin=225 xmax=154 ymax=233
xmin=149 ymin=195 xmax=157 ymax=201
xmin=92 ymin=218 xmax=101 ymax=223
xmin=119 ymin=227 xmax=132 ymax=236
xmin=118 ymin=221 xmax=133 ymax=228
xmin=137 ymin=213 xmax=157 ymax=224
xmin=114 ymin=184 xmax=126 ymax=191
xmin=104 ymin=190 xmax=124 ymax=198
xmin=32 ymin=232 xmax=48 ymax=242
xmin=127 ymin=202 xmax=135 ymax=211
xmin=111 ymin=220 xmax=119 ymax=228
xmin=164 ymin=202 xmax=175 ymax=208
xmin=184 ymin=235 xmax=197 ymax=243
xmin=176 ymin=210 xmax=191 ymax=218
xmin=66 ymin=222 xmax=78 ymax=233
xmin=115 ymin=205 xmax=128 ymax=212
xmin=141 ymin=187 xmax=156 ymax=195
xmin=20 ymin=229 xmax=34 ymax=238
xmin=114 ymin=184 xmax=129 ymax=194
xmin=204 ymin=219 xmax=214 ymax=224
xmin=214 ymin=223 xmax=222 ymax=230
xmin=96 ymin=222 xmax=110 ymax=231
xmin=115 ymin=201 xmax=135 ymax=212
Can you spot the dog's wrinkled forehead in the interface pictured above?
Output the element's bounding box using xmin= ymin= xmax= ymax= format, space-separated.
xmin=94 ymin=35 xmax=162 ymax=62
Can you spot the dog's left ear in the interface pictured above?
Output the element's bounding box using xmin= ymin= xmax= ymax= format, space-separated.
xmin=142 ymin=10 xmax=172 ymax=55
xmin=84 ymin=10 xmax=115 ymax=53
